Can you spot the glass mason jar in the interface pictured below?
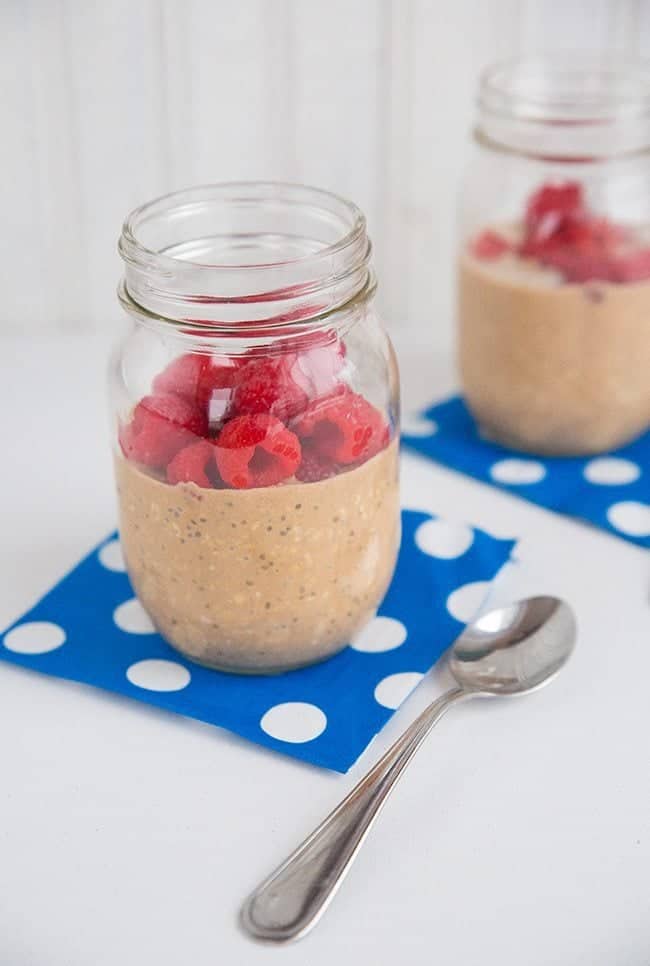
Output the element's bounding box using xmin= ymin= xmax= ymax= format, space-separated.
xmin=458 ymin=58 xmax=650 ymax=455
xmin=112 ymin=183 xmax=400 ymax=674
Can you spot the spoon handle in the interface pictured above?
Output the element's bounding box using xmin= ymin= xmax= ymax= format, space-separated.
xmin=241 ymin=685 xmax=470 ymax=944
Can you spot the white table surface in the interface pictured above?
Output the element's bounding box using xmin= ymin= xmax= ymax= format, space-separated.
xmin=1 ymin=331 xmax=648 ymax=966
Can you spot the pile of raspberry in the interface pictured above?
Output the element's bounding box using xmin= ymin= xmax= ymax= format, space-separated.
xmin=471 ymin=181 xmax=650 ymax=284
xmin=119 ymin=332 xmax=389 ymax=490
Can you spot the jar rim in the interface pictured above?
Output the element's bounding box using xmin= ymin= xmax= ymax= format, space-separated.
xmin=119 ymin=181 xmax=366 ymax=273
xmin=118 ymin=182 xmax=373 ymax=329
xmin=476 ymin=56 xmax=650 ymax=160
xmin=479 ymin=55 xmax=650 ymax=123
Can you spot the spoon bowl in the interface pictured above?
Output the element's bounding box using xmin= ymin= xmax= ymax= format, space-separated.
xmin=449 ymin=595 xmax=576 ymax=695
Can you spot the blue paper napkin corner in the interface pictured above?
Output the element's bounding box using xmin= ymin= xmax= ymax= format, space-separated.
xmin=402 ymin=396 xmax=649 ymax=549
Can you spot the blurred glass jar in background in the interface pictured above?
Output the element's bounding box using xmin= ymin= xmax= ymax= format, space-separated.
xmin=112 ymin=183 xmax=400 ymax=673
xmin=457 ymin=58 xmax=650 ymax=455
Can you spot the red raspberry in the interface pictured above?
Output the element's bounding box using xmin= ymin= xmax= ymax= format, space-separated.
xmin=613 ymin=247 xmax=650 ymax=282
xmin=119 ymin=393 xmax=207 ymax=469
xmin=524 ymin=181 xmax=584 ymax=238
xmin=231 ymin=355 xmax=308 ymax=423
xmin=293 ymin=388 xmax=388 ymax=465
xmin=538 ymin=246 xmax=617 ymax=283
xmin=167 ymin=440 xmax=221 ymax=488
xmin=548 ymin=216 xmax=615 ymax=255
xmin=470 ymin=230 xmax=510 ymax=260
xmin=294 ymin=441 xmax=338 ymax=483
xmin=517 ymin=181 xmax=638 ymax=283
xmin=237 ymin=331 xmax=346 ymax=403
xmin=215 ymin=414 xmax=301 ymax=489
xmin=582 ymin=218 xmax=629 ymax=249
xmin=153 ymin=353 xmax=207 ymax=402
xmin=289 ymin=331 xmax=346 ymax=398
xmin=197 ymin=354 xmax=245 ymax=407
xmin=153 ymin=351 xmax=244 ymax=423
xmin=519 ymin=181 xmax=586 ymax=264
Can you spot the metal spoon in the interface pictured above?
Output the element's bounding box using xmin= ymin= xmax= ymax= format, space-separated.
xmin=240 ymin=595 xmax=576 ymax=944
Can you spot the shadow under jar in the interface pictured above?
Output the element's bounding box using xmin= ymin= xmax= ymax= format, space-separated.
xmin=112 ymin=183 xmax=400 ymax=673
xmin=458 ymin=57 xmax=650 ymax=455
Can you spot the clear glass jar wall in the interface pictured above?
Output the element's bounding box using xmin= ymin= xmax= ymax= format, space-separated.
xmin=112 ymin=183 xmax=400 ymax=673
xmin=458 ymin=58 xmax=650 ymax=455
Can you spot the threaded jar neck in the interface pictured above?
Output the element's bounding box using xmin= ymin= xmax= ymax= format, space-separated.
xmin=476 ymin=57 xmax=650 ymax=161
xmin=118 ymin=182 xmax=374 ymax=336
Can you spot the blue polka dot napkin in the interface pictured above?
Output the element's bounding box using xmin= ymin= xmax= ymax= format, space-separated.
xmin=402 ymin=397 xmax=649 ymax=550
xmin=0 ymin=510 xmax=514 ymax=773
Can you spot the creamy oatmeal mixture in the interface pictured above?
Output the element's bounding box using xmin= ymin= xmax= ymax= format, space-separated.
xmin=459 ymin=251 xmax=650 ymax=454
xmin=116 ymin=441 xmax=399 ymax=672
xmin=459 ymin=182 xmax=650 ymax=455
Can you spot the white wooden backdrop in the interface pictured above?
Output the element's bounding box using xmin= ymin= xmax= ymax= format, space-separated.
xmin=3 ymin=0 xmax=650 ymax=345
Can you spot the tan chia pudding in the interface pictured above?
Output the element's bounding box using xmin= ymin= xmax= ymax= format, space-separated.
xmin=116 ymin=440 xmax=399 ymax=673
xmin=459 ymin=182 xmax=650 ymax=455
